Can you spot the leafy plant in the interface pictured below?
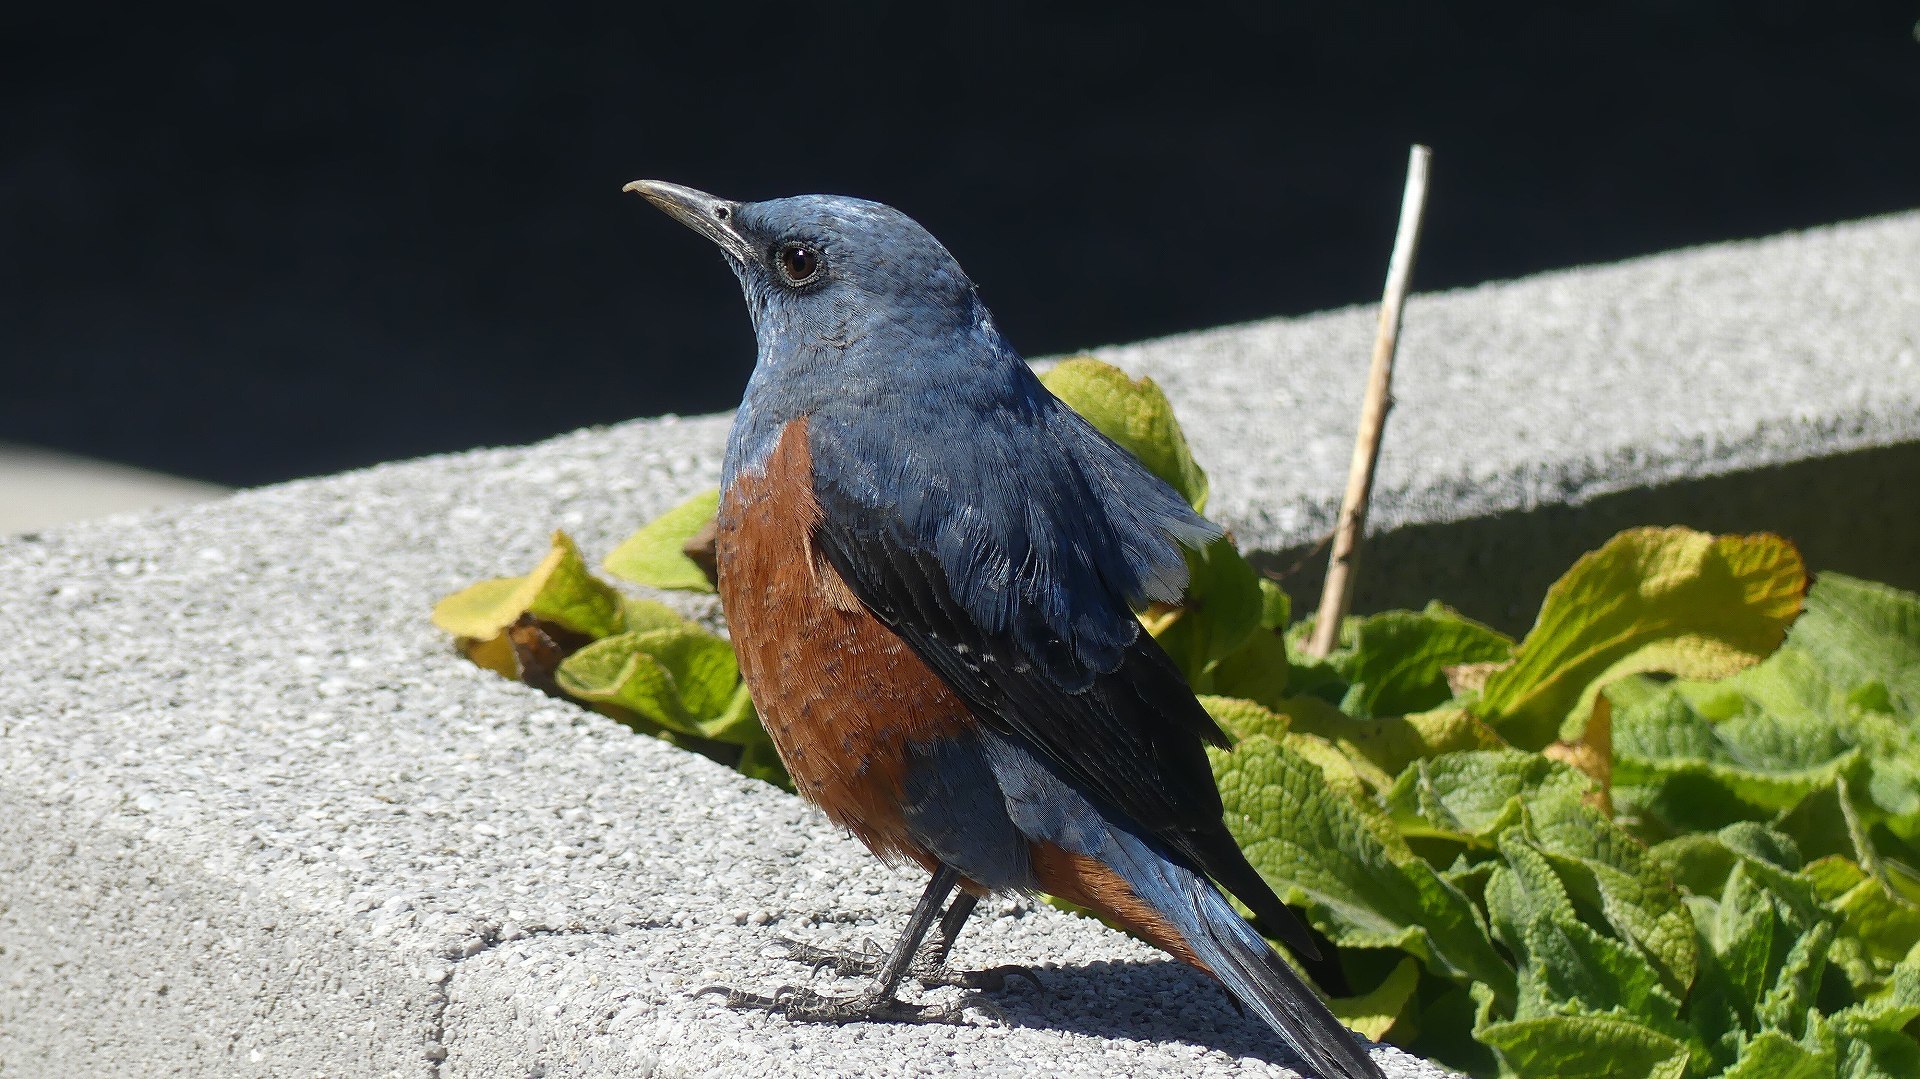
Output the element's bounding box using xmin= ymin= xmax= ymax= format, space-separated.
xmin=431 ymin=531 xmax=786 ymax=786
xmin=432 ymin=356 xmax=1920 ymax=1077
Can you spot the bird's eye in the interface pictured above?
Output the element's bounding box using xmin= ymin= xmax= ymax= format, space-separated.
xmin=775 ymin=243 xmax=821 ymax=286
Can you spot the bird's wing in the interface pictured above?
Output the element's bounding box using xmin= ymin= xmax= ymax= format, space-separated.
xmin=812 ymin=483 xmax=1225 ymax=835
xmin=805 ymin=398 xmax=1319 ymax=956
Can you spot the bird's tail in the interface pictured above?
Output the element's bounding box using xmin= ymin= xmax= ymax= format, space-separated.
xmin=1080 ymin=826 xmax=1385 ymax=1079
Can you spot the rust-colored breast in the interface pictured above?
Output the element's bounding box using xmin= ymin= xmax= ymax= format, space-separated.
xmin=716 ymin=416 xmax=977 ymax=869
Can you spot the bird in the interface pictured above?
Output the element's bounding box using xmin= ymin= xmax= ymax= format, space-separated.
xmin=625 ymin=179 xmax=1384 ymax=1079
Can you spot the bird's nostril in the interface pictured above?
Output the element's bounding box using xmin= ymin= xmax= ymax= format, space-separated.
xmin=714 ymin=205 xmax=731 ymax=221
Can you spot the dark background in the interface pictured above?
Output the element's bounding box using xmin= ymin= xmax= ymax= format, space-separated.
xmin=4 ymin=2 xmax=1916 ymax=487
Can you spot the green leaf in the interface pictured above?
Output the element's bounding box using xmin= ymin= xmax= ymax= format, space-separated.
xmin=622 ymin=597 xmax=688 ymax=634
xmin=1720 ymin=1029 xmax=1833 ymax=1079
xmin=1408 ymin=984 xmax=1504 ymax=1077
xmin=1206 ymin=627 xmax=1291 ymax=707
xmin=1039 ymin=355 xmax=1209 ymax=510
xmin=432 ymin=530 xmax=628 ymax=641
xmin=1479 ymin=1010 xmax=1692 ymax=1079
xmin=1150 ymin=535 xmax=1265 ymax=679
xmin=603 ymin=489 xmax=722 ymax=593
xmin=1833 ymin=942 xmax=1920 ymax=1035
xmin=1475 ymin=528 xmax=1806 ymax=749
xmin=698 ymin=680 xmax=762 ymax=742
xmin=1784 ymin=574 xmax=1920 ymax=717
xmin=1613 ymin=589 xmax=1920 ymax=850
xmin=1832 ymin=1028 xmax=1920 ymax=1079
xmin=1204 ymin=574 xmax=1294 ymax=705
xmin=1209 ymin=733 xmax=1516 ymax=1002
xmin=1486 ymin=833 xmax=1581 ymax=957
xmin=1650 ymin=822 xmax=1805 ymax=900
xmin=1820 ymin=862 xmax=1920 ymax=969
xmin=1697 ymin=858 xmax=1833 ymax=1040
xmin=1198 ymin=695 xmax=1290 ymax=743
xmin=1286 ymin=702 xmax=1506 ymax=783
xmin=1613 ymin=685 xmax=1863 ymax=833
xmin=554 ymin=625 xmax=739 ymax=733
xmin=1340 ymin=604 xmax=1515 ymax=718
xmin=1755 ymin=921 xmax=1833 ymax=1038
xmin=1522 ymin=905 xmax=1686 ymax=1026
xmin=1523 ymin=796 xmax=1700 ymax=997
xmin=1327 ymin=957 xmax=1422 ymax=1041
xmin=694 ymin=683 xmax=792 ymax=789
xmin=1386 ymin=750 xmax=1592 ymax=844
xmin=1256 ymin=578 xmax=1292 ymax=630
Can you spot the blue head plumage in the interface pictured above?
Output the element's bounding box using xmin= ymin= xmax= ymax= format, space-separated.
xmin=627 ymin=181 xmax=1219 ymax=686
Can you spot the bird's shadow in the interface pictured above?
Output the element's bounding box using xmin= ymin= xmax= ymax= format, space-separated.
xmin=963 ymin=955 xmax=1319 ymax=1070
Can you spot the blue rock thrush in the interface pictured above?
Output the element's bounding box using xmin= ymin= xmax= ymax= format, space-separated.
xmin=625 ymin=180 xmax=1384 ymax=1079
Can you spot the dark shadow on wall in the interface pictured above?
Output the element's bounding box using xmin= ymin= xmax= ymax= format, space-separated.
xmin=1255 ymin=441 xmax=1920 ymax=636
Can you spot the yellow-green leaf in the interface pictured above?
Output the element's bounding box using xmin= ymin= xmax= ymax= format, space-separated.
xmin=1199 ymin=694 xmax=1291 ymax=742
xmin=1152 ymin=536 xmax=1265 ymax=679
xmin=1476 ymin=528 xmax=1805 ymax=749
xmin=1283 ymin=700 xmax=1505 ymax=780
xmin=431 ymin=530 xmax=626 ymax=641
xmin=555 ymin=625 xmax=739 ymax=733
xmin=1210 ymin=732 xmax=1515 ymax=1001
xmin=1040 ymin=355 xmax=1210 ymax=510
xmin=1328 ymin=957 xmax=1422 ymax=1041
xmin=603 ymin=489 xmax=722 ymax=593
xmin=1478 ymin=1010 xmax=1692 ymax=1079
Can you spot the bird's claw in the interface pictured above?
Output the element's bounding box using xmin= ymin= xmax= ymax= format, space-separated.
xmin=764 ymin=936 xmax=1036 ymax=993
xmin=915 ymin=962 xmax=1042 ymax=992
xmin=768 ymin=937 xmax=886 ymax=978
xmin=697 ymin=983 xmax=972 ymax=1025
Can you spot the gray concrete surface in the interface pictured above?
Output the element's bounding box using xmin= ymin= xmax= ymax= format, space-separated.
xmin=3 ymin=210 xmax=1916 ymax=1077
xmin=0 ymin=442 xmax=228 ymax=535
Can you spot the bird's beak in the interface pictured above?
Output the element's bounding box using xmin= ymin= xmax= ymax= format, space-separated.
xmin=623 ymin=179 xmax=750 ymax=261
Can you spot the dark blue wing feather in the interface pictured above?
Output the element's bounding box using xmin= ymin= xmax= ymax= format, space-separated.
xmin=803 ymin=361 xmax=1317 ymax=956
xmin=808 ymin=358 xmax=1218 ymax=690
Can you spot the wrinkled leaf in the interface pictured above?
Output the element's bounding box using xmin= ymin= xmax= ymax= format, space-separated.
xmin=1210 ymin=733 xmax=1516 ymax=1002
xmin=1785 ymin=574 xmax=1920 ymax=717
xmin=1720 ymin=1029 xmax=1832 ymax=1079
xmin=1040 ymin=355 xmax=1209 ymax=510
xmin=1327 ymin=957 xmax=1421 ymax=1041
xmin=1285 ymin=702 xmax=1506 ymax=781
xmin=1340 ymin=604 xmax=1514 ymax=718
xmin=433 ymin=530 xmax=627 ymax=641
xmin=1478 ymin=1010 xmax=1692 ymax=1079
xmin=555 ymin=625 xmax=740 ymax=733
xmin=1386 ymin=750 xmax=1592 ymax=844
xmin=603 ymin=489 xmax=723 ymax=593
xmin=1199 ymin=695 xmax=1290 ymax=743
xmin=1152 ymin=535 xmax=1264 ymax=677
xmin=1524 ymin=796 xmax=1700 ymax=996
xmin=1476 ymin=528 xmax=1805 ymax=748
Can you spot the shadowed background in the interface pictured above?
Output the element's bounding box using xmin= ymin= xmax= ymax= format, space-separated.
xmin=3 ymin=2 xmax=1916 ymax=487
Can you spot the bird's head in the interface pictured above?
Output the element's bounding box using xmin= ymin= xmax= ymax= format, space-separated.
xmin=624 ymin=180 xmax=986 ymax=346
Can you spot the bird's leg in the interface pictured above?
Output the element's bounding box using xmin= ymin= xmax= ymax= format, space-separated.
xmin=704 ymin=865 xmax=972 ymax=1023
xmin=771 ymin=888 xmax=1041 ymax=992
xmin=909 ymin=893 xmax=1040 ymax=991
xmin=773 ymin=890 xmax=979 ymax=976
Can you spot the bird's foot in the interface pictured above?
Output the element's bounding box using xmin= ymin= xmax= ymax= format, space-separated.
xmin=768 ymin=937 xmax=1041 ymax=992
xmin=915 ymin=960 xmax=1043 ymax=992
xmin=696 ymin=983 xmax=972 ymax=1025
xmin=765 ymin=936 xmax=887 ymax=979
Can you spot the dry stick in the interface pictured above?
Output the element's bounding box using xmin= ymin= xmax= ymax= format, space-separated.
xmin=1304 ymin=144 xmax=1433 ymax=659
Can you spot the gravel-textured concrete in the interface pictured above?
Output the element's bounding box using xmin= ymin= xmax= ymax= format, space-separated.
xmin=4 ymin=210 xmax=1915 ymax=1077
